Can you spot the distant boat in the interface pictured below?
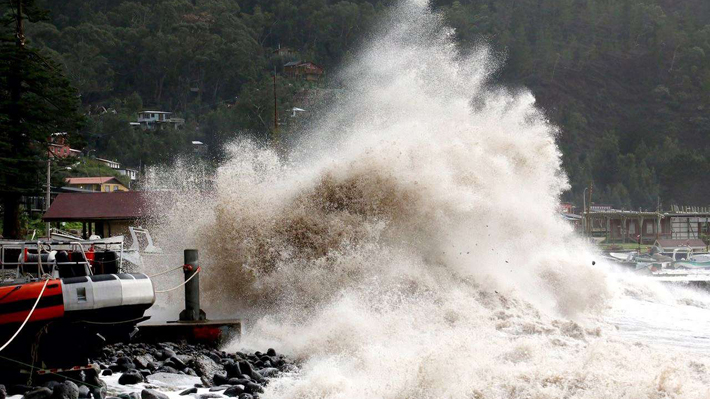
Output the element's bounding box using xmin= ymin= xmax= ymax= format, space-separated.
xmin=635 ymin=247 xmax=710 ymax=282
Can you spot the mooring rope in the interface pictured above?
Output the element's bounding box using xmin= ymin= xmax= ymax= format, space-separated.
xmin=0 ymin=278 xmax=49 ymax=353
xmin=0 ymin=354 xmax=101 ymax=389
xmin=154 ymin=266 xmax=201 ymax=293
xmin=147 ymin=264 xmax=185 ymax=278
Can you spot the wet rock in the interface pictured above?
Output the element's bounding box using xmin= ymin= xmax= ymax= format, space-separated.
xmin=212 ymin=373 xmax=229 ymax=386
xmin=52 ymin=381 xmax=79 ymax=399
xmin=77 ymin=386 xmax=91 ymax=398
xmin=140 ymin=390 xmax=168 ymax=399
xmin=237 ymin=394 xmax=253 ymax=399
xmin=225 ymin=362 xmax=242 ymax=378
xmin=250 ymin=371 xmax=264 ymax=383
xmin=133 ymin=355 xmax=154 ymax=370
xmin=161 ymin=349 xmax=177 ymax=360
xmin=11 ymin=385 xmax=35 ymax=396
xmin=178 ymin=388 xmax=197 ymax=396
xmin=227 ymin=378 xmax=250 ymax=386
xmin=101 ymin=370 xmax=113 ymax=376
xmin=188 ymin=355 xmax=221 ymax=377
xmin=266 ymin=349 xmax=276 ymax=357
xmin=197 ymin=395 xmax=222 ymax=399
xmin=237 ymin=362 xmax=252 ymax=377
xmin=223 ymin=386 xmax=245 ymax=397
xmin=118 ymin=370 xmax=144 ymax=385
xmin=259 ymin=368 xmax=279 ymax=378
xmin=116 ymin=357 xmax=135 ymax=372
xmin=243 ymin=383 xmax=263 ymax=394
xmin=0 ymin=384 xmax=6 ymax=399
xmin=23 ymin=387 xmax=53 ymax=399
xmin=169 ymin=356 xmax=186 ymax=370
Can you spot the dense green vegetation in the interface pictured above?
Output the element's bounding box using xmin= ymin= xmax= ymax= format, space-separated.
xmin=0 ymin=0 xmax=84 ymax=237
xmin=22 ymin=0 xmax=710 ymax=210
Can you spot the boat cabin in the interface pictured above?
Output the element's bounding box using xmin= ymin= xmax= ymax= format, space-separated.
xmin=652 ymin=239 xmax=707 ymax=256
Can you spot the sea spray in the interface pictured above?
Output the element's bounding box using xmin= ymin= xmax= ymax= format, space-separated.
xmin=145 ymin=1 xmax=710 ymax=397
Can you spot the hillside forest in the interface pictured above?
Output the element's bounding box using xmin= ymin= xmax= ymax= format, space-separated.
xmin=19 ymin=0 xmax=710 ymax=210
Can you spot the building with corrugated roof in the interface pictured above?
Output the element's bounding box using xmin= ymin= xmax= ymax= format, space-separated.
xmin=43 ymin=191 xmax=148 ymax=238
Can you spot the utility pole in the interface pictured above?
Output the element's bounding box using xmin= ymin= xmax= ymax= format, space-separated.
xmin=273 ymin=69 xmax=278 ymax=135
xmin=46 ymin=148 xmax=51 ymax=238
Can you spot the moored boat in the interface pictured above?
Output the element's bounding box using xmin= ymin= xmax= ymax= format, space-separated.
xmin=0 ymin=240 xmax=155 ymax=381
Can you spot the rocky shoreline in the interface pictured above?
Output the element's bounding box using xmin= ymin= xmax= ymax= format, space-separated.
xmin=5 ymin=343 xmax=296 ymax=399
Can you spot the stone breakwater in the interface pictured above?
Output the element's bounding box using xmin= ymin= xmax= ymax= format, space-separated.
xmin=9 ymin=343 xmax=296 ymax=399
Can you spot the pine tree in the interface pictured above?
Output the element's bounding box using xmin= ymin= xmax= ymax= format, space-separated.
xmin=0 ymin=0 xmax=83 ymax=238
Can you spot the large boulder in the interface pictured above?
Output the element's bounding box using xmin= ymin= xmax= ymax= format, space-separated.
xmin=118 ymin=370 xmax=144 ymax=385
xmin=51 ymin=381 xmax=79 ymax=399
xmin=237 ymin=361 xmax=252 ymax=377
xmin=190 ymin=355 xmax=220 ymax=379
xmin=225 ymin=363 xmax=242 ymax=379
xmin=212 ymin=374 xmax=229 ymax=386
xmin=133 ymin=355 xmax=155 ymax=370
xmin=116 ymin=357 xmax=135 ymax=372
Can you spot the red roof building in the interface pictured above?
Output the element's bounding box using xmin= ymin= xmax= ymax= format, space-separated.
xmin=284 ymin=61 xmax=324 ymax=81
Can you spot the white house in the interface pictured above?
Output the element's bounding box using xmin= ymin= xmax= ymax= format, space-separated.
xmin=117 ymin=168 xmax=139 ymax=181
xmin=95 ymin=157 xmax=121 ymax=169
xmin=135 ymin=111 xmax=185 ymax=130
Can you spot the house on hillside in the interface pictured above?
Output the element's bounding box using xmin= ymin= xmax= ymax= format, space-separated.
xmin=134 ymin=111 xmax=185 ymax=130
xmin=117 ymin=168 xmax=139 ymax=182
xmin=273 ymin=46 xmax=296 ymax=57
xmin=65 ymin=177 xmax=129 ymax=192
xmin=49 ymin=133 xmax=81 ymax=159
xmin=284 ymin=61 xmax=324 ymax=81
xmin=96 ymin=157 xmax=121 ymax=169
xmin=43 ymin=191 xmax=148 ymax=239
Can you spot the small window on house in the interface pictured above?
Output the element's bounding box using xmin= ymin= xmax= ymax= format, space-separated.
xmin=629 ymin=222 xmax=636 ymax=234
xmin=113 ymin=185 xmax=118 ymax=191
xmin=646 ymin=222 xmax=654 ymax=234
xmin=104 ymin=186 xmax=110 ymax=192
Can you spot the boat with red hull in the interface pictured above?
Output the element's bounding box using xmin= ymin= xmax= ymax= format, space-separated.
xmin=0 ymin=240 xmax=155 ymax=383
